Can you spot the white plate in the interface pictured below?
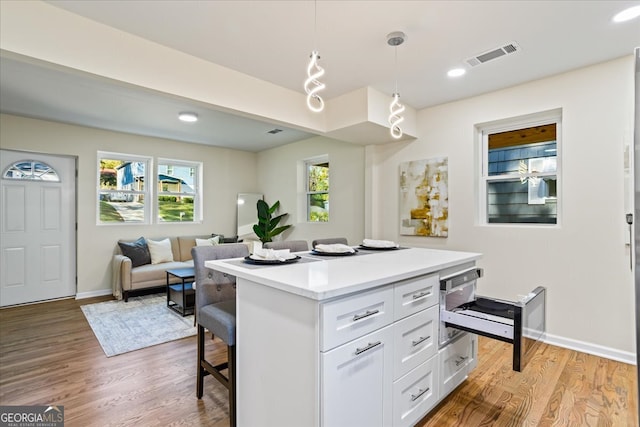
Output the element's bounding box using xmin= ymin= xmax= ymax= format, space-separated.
xmin=250 ymin=254 xmax=297 ymax=261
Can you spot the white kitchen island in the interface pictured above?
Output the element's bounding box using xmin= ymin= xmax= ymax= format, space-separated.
xmin=205 ymin=247 xmax=481 ymax=427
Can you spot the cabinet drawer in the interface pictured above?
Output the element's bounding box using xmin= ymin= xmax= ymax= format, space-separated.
xmin=393 ymin=274 xmax=438 ymax=320
xmin=393 ymin=305 xmax=438 ymax=380
xmin=439 ymin=333 xmax=476 ymax=399
xmin=321 ymin=325 xmax=394 ymax=427
xmin=393 ymin=355 xmax=439 ymax=427
xmin=321 ymin=286 xmax=394 ymax=351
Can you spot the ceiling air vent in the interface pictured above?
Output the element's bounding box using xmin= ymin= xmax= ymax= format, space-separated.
xmin=466 ymin=42 xmax=520 ymax=67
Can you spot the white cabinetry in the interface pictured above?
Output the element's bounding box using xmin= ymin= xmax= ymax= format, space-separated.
xmin=320 ymin=286 xmax=394 ymax=351
xmin=320 ymin=286 xmax=395 ymax=427
xmin=320 ymin=273 xmax=453 ymax=427
xmin=321 ymin=325 xmax=394 ymax=427
xmin=393 ymin=354 xmax=439 ymax=427
xmin=391 ymin=275 xmax=441 ymax=427
xmin=393 ymin=274 xmax=439 ymax=319
xmin=439 ymin=333 xmax=477 ymax=399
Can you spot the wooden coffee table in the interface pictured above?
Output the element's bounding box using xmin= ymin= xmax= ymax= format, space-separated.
xmin=166 ymin=267 xmax=195 ymax=316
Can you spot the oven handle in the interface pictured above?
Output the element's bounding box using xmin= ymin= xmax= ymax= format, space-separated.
xmin=439 ymin=266 xmax=480 ymax=281
xmin=439 ymin=267 xmax=483 ymax=291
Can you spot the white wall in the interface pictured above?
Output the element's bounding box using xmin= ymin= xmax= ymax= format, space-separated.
xmin=367 ymin=56 xmax=636 ymax=360
xmin=257 ymin=136 xmax=366 ymax=246
xmin=0 ymin=114 xmax=258 ymax=296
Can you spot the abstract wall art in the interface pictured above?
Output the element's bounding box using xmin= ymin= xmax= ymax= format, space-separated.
xmin=399 ymin=157 xmax=449 ymax=237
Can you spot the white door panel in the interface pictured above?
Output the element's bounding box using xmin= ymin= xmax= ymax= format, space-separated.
xmin=1 ymin=150 xmax=76 ymax=306
xmin=4 ymin=185 xmax=25 ymax=231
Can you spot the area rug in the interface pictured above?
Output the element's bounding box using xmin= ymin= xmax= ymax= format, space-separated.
xmin=81 ymin=294 xmax=196 ymax=357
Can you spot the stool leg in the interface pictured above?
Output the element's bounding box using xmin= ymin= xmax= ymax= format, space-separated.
xmin=228 ymin=345 xmax=236 ymax=427
xmin=196 ymin=325 xmax=205 ymax=399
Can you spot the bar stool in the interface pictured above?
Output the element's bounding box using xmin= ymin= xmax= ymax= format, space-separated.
xmin=192 ymin=243 xmax=249 ymax=427
xmin=311 ymin=237 xmax=348 ymax=248
xmin=263 ymin=240 xmax=309 ymax=252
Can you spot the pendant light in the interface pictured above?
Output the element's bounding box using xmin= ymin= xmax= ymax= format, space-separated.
xmin=304 ymin=0 xmax=325 ymax=112
xmin=387 ymin=31 xmax=406 ymax=139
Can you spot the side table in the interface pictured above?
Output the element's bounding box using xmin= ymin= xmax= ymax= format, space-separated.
xmin=166 ymin=267 xmax=195 ymax=316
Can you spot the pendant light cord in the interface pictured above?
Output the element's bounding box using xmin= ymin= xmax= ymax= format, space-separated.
xmin=313 ymin=0 xmax=317 ymax=49
xmin=394 ymin=46 xmax=399 ymax=94
xmin=304 ymin=0 xmax=325 ymax=112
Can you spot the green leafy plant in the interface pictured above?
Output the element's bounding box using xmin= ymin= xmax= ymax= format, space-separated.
xmin=253 ymin=199 xmax=292 ymax=243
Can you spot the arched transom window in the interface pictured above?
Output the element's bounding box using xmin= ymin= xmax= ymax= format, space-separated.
xmin=2 ymin=160 xmax=61 ymax=182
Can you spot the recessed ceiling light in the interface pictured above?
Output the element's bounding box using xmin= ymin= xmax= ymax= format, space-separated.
xmin=447 ymin=68 xmax=466 ymax=78
xmin=178 ymin=112 xmax=198 ymax=122
xmin=613 ymin=5 xmax=640 ymax=23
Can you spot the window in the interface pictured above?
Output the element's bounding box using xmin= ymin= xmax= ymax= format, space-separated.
xmin=478 ymin=111 xmax=561 ymax=225
xmin=98 ymin=152 xmax=151 ymax=224
xmin=306 ymin=156 xmax=329 ymax=222
xmin=157 ymin=159 xmax=202 ymax=223
xmin=3 ymin=160 xmax=60 ymax=181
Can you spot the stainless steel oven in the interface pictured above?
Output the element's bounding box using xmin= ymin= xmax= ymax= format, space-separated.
xmin=438 ymin=266 xmax=481 ymax=348
xmin=439 ymin=267 xmax=546 ymax=372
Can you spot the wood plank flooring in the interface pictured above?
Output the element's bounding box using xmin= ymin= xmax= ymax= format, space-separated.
xmin=418 ymin=336 xmax=638 ymax=427
xmin=1 ymin=296 xmax=637 ymax=426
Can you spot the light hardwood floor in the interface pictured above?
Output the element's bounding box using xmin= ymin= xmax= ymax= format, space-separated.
xmin=1 ymin=296 xmax=637 ymax=427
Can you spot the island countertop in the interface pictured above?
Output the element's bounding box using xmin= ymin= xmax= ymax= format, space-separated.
xmin=204 ymin=247 xmax=481 ymax=301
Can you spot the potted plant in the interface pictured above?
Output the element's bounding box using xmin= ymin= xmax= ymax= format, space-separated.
xmin=253 ymin=199 xmax=292 ymax=243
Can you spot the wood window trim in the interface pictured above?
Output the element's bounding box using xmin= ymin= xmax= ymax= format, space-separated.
xmin=488 ymin=124 xmax=556 ymax=150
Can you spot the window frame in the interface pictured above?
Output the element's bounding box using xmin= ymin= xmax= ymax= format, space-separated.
xmin=3 ymin=160 xmax=61 ymax=182
xmin=304 ymin=155 xmax=330 ymax=223
xmin=156 ymin=158 xmax=203 ymax=224
xmin=477 ymin=110 xmax=562 ymax=227
xmin=97 ymin=151 xmax=152 ymax=225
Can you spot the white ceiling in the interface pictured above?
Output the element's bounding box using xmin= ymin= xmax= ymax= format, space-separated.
xmin=1 ymin=0 xmax=639 ymax=152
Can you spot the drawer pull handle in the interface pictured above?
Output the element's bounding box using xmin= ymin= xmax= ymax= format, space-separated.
xmin=410 ymin=387 xmax=430 ymax=401
xmin=455 ymin=356 xmax=469 ymax=366
xmin=355 ymin=341 xmax=382 ymax=355
xmin=411 ymin=335 xmax=431 ymax=347
xmin=412 ymin=291 xmax=431 ymax=300
xmin=352 ymin=309 xmax=379 ymax=322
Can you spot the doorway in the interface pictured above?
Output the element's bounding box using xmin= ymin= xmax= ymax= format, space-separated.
xmin=0 ymin=150 xmax=76 ymax=306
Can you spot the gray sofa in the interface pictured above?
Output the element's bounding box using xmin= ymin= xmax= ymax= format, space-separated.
xmin=112 ymin=235 xmax=250 ymax=301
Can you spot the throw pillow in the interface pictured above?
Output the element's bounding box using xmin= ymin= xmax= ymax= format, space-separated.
xmin=195 ymin=235 xmax=220 ymax=246
xmin=118 ymin=237 xmax=151 ymax=268
xmin=146 ymin=238 xmax=174 ymax=264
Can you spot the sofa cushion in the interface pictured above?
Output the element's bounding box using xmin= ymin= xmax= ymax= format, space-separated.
xmin=118 ymin=237 xmax=151 ymax=268
xmin=195 ymin=235 xmax=220 ymax=246
xmin=147 ymin=238 xmax=175 ymax=264
xmin=130 ymin=261 xmax=192 ymax=288
xmin=177 ymin=235 xmax=212 ymax=261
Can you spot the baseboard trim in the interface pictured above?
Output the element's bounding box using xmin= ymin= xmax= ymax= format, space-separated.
xmin=543 ymin=332 xmax=636 ymax=365
xmin=76 ymin=289 xmax=113 ymax=300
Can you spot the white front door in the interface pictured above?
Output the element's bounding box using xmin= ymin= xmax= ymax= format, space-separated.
xmin=0 ymin=150 xmax=76 ymax=306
